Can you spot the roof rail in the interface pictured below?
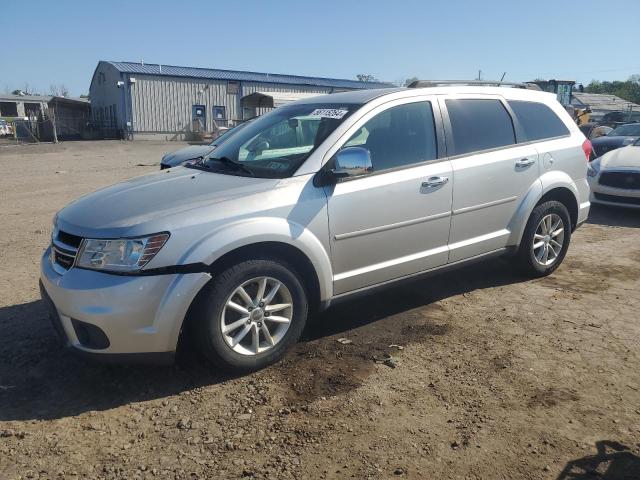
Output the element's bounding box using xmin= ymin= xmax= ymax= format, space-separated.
xmin=407 ymin=79 xmax=542 ymax=90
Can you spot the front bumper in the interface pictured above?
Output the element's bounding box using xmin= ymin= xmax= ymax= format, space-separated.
xmin=588 ymin=177 xmax=640 ymax=209
xmin=40 ymin=247 xmax=211 ymax=361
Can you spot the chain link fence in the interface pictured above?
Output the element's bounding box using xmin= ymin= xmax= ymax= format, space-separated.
xmin=1 ymin=115 xmax=123 ymax=145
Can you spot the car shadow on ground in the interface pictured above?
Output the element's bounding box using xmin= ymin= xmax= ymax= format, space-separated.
xmin=587 ymin=204 xmax=640 ymax=228
xmin=557 ymin=440 xmax=640 ymax=480
xmin=0 ymin=259 xmax=526 ymax=422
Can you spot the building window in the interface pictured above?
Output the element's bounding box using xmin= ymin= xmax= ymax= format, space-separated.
xmin=24 ymin=103 xmax=41 ymax=119
xmin=0 ymin=102 xmax=19 ymax=117
xmin=212 ymin=106 xmax=226 ymax=123
xmin=227 ymin=81 xmax=239 ymax=94
xmin=243 ymin=107 xmax=256 ymax=120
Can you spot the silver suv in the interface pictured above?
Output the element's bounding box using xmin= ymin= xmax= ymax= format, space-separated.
xmin=41 ymin=83 xmax=591 ymax=371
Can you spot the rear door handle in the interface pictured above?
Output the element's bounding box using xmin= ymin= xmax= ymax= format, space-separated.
xmin=421 ymin=176 xmax=449 ymax=188
xmin=515 ymin=158 xmax=535 ymax=168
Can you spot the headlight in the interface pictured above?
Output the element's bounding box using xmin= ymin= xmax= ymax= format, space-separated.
xmin=587 ymin=158 xmax=601 ymax=178
xmin=76 ymin=233 xmax=169 ymax=272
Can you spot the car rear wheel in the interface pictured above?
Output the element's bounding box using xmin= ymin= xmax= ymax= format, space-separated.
xmin=193 ymin=258 xmax=308 ymax=372
xmin=516 ymin=200 xmax=572 ymax=277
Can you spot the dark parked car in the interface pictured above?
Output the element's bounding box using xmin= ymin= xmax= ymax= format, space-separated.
xmin=600 ymin=111 xmax=640 ymax=127
xmin=160 ymin=120 xmax=254 ymax=169
xmin=590 ymin=123 xmax=640 ymax=159
xmin=578 ymin=122 xmax=613 ymax=139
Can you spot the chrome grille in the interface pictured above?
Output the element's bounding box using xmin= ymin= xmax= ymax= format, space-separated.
xmin=51 ymin=229 xmax=83 ymax=273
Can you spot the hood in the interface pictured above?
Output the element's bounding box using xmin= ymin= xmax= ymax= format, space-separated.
xmin=161 ymin=144 xmax=216 ymax=167
xmin=600 ymin=145 xmax=640 ymax=170
xmin=56 ymin=167 xmax=279 ymax=238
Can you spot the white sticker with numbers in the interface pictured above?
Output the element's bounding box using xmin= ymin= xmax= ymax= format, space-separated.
xmin=309 ymin=108 xmax=349 ymax=119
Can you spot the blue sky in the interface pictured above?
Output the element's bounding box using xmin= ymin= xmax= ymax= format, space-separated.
xmin=1 ymin=0 xmax=639 ymax=96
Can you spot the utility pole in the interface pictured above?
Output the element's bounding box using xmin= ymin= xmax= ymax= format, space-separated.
xmin=477 ymin=70 xmax=482 ymax=81
xmin=50 ymin=105 xmax=58 ymax=143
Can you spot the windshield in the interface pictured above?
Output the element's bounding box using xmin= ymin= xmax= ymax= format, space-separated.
xmin=208 ymin=120 xmax=252 ymax=146
xmin=194 ymin=103 xmax=362 ymax=178
xmin=608 ymin=124 xmax=640 ymax=137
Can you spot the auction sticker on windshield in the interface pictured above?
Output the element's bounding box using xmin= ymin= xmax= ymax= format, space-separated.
xmin=309 ymin=108 xmax=349 ymax=119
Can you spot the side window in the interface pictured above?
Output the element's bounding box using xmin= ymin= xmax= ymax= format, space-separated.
xmin=508 ymin=100 xmax=569 ymax=141
xmin=343 ymin=102 xmax=437 ymax=171
xmin=445 ymin=99 xmax=515 ymax=156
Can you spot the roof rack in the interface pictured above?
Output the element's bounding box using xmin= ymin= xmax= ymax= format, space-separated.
xmin=407 ymin=80 xmax=542 ymax=90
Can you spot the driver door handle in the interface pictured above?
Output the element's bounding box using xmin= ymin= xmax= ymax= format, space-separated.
xmin=515 ymin=158 xmax=535 ymax=168
xmin=421 ymin=176 xmax=449 ymax=188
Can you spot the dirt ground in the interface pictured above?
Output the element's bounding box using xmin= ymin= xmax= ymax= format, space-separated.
xmin=1 ymin=140 xmax=639 ymax=480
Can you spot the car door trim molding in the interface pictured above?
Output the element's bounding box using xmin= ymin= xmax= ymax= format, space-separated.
xmin=448 ymin=229 xmax=510 ymax=251
xmin=334 ymin=211 xmax=451 ymax=241
xmin=330 ymin=247 xmax=508 ymax=302
xmin=452 ymin=196 xmax=518 ymax=215
xmin=333 ymin=244 xmax=449 ymax=282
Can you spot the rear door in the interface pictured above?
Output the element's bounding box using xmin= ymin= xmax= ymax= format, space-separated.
xmin=440 ymin=96 xmax=540 ymax=262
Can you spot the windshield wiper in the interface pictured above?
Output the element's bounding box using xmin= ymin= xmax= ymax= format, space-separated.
xmin=208 ymin=156 xmax=255 ymax=176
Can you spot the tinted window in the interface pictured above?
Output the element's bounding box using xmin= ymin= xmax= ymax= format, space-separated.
xmin=608 ymin=124 xmax=640 ymax=137
xmin=445 ymin=99 xmax=515 ymax=156
xmin=508 ymin=100 xmax=569 ymax=141
xmin=343 ymin=102 xmax=437 ymax=171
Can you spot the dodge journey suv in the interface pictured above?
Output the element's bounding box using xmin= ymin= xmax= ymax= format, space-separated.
xmin=41 ymin=82 xmax=591 ymax=371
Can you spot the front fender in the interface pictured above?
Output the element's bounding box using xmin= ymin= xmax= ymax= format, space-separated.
xmin=507 ymin=171 xmax=580 ymax=246
xmin=178 ymin=217 xmax=334 ymax=301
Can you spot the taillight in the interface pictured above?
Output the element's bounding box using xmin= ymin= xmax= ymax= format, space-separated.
xmin=582 ymin=139 xmax=592 ymax=162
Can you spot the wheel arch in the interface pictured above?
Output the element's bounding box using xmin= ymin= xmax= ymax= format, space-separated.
xmin=172 ymin=218 xmax=333 ymax=353
xmin=509 ymin=173 xmax=580 ymax=247
xmin=536 ymin=187 xmax=579 ymax=229
xmin=205 ymin=241 xmax=323 ymax=311
xmin=176 ymin=239 xmax=328 ymax=355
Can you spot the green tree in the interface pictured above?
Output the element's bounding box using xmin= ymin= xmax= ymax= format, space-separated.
xmin=584 ymin=76 xmax=640 ymax=104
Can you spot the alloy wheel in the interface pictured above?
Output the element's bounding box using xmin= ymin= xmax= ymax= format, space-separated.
xmin=532 ymin=213 xmax=565 ymax=266
xmin=220 ymin=277 xmax=293 ymax=356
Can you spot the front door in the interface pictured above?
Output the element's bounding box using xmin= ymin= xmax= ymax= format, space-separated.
xmin=192 ymin=104 xmax=206 ymax=132
xmin=441 ymin=97 xmax=541 ymax=262
xmin=325 ymin=100 xmax=453 ymax=295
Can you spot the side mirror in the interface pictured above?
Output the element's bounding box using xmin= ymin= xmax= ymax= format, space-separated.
xmin=333 ymin=147 xmax=373 ymax=178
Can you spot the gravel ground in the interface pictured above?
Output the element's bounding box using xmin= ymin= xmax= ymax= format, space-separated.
xmin=1 ymin=141 xmax=639 ymax=480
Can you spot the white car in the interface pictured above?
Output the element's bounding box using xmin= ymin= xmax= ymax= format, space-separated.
xmin=41 ymin=83 xmax=590 ymax=371
xmin=588 ymin=138 xmax=640 ymax=208
xmin=0 ymin=119 xmax=12 ymax=136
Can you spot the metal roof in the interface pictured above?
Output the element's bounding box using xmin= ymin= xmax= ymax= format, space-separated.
xmin=104 ymin=61 xmax=392 ymax=90
xmin=0 ymin=94 xmax=89 ymax=105
xmin=572 ymin=92 xmax=640 ymax=111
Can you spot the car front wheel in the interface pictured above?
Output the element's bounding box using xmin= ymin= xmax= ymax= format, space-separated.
xmin=193 ymin=258 xmax=308 ymax=372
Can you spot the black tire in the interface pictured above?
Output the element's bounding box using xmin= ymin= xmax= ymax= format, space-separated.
xmin=515 ymin=200 xmax=572 ymax=277
xmin=193 ymin=258 xmax=308 ymax=372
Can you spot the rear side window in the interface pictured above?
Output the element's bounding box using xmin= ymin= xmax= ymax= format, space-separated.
xmin=508 ymin=100 xmax=569 ymax=141
xmin=445 ymin=99 xmax=516 ymax=156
